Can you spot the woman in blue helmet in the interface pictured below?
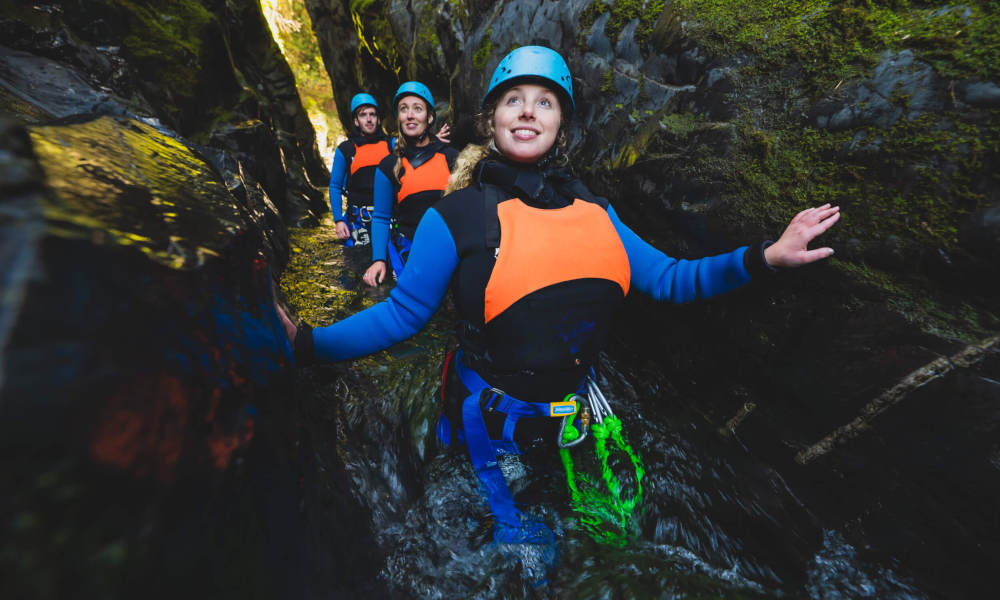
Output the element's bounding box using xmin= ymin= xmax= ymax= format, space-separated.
xmin=329 ymin=93 xmax=394 ymax=246
xmin=363 ymin=82 xmax=458 ymax=286
xmin=280 ymin=47 xmax=839 ymax=543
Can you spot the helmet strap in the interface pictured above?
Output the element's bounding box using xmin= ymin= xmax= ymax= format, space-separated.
xmin=403 ymin=131 xmax=429 ymax=145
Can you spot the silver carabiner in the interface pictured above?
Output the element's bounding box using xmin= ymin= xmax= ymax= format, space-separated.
xmin=557 ymin=403 xmax=591 ymax=449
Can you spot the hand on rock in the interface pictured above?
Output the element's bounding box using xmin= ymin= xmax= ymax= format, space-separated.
xmin=275 ymin=301 xmax=297 ymax=344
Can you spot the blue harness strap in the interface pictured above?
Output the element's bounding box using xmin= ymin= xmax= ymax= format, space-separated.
xmin=461 ymin=389 xmax=523 ymax=528
xmin=344 ymin=205 xmax=373 ymax=247
xmin=446 ymin=349 xmax=578 ymax=538
xmin=387 ymin=230 xmax=412 ymax=277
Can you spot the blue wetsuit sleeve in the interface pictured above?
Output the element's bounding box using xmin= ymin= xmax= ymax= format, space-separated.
xmin=371 ymin=168 xmax=394 ymax=263
xmin=607 ymin=204 xmax=751 ymax=303
xmin=329 ymin=148 xmax=349 ymax=222
xmin=312 ymin=208 xmax=458 ymax=361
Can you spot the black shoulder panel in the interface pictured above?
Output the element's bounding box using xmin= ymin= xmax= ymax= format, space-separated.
xmin=435 ymin=186 xmax=487 ymax=258
xmin=376 ymin=153 xmax=398 ymax=182
xmin=559 ymin=178 xmax=609 ymax=209
xmin=337 ymin=139 xmax=356 ymax=160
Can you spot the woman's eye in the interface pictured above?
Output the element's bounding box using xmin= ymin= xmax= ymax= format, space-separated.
xmin=506 ymin=96 xmax=521 ymax=105
xmin=539 ymin=98 xmax=551 ymax=108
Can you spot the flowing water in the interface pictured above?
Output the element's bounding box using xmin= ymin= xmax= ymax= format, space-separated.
xmin=282 ymin=218 xmax=928 ymax=599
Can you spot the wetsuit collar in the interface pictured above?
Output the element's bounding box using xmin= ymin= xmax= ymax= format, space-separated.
xmin=475 ymin=155 xmax=575 ymax=208
xmin=351 ymin=131 xmax=388 ymax=145
xmin=403 ymin=136 xmax=446 ymax=169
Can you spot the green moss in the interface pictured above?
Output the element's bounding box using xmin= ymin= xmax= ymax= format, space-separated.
xmin=472 ymin=28 xmax=494 ymax=71
xmin=635 ymin=0 xmax=667 ymax=44
xmin=579 ymin=0 xmax=666 ymax=47
xmin=608 ymin=0 xmax=667 ymax=45
xmin=281 ymin=218 xmax=376 ymax=325
xmin=446 ymin=0 xmax=470 ymax=25
xmin=725 ymin=109 xmax=998 ymax=253
xmin=350 ymin=0 xmax=403 ymax=78
xmin=659 ymin=111 xmax=703 ymax=136
xmin=85 ymin=0 xmax=216 ymax=108
xmin=594 ymin=2 xmax=1000 ymax=346
xmin=832 ymin=261 xmax=999 ymax=341
xmin=672 ymin=0 xmax=1000 ymax=95
xmin=601 ymin=68 xmax=617 ymax=95
xmin=580 ymin=0 xmax=609 ymax=31
xmin=416 ymin=1 xmax=440 ymax=47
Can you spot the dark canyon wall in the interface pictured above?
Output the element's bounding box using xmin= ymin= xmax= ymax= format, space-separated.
xmin=0 ymin=2 xmax=383 ymax=597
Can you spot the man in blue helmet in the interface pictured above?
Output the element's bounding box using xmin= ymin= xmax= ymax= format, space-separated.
xmin=329 ymin=93 xmax=394 ymax=246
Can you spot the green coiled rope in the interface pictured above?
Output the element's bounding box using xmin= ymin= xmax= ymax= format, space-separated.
xmin=559 ymin=414 xmax=645 ymax=547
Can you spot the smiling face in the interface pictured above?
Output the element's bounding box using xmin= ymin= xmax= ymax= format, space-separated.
xmin=492 ymin=84 xmax=562 ymax=164
xmin=353 ymin=106 xmax=379 ymax=136
xmin=396 ymin=95 xmax=432 ymax=140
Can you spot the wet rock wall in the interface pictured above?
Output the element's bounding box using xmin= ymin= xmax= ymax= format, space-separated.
xmin=0 ymin=2 xmax=382 ymax=598
xmin=2 ymin=0 xmax=329 ymax=224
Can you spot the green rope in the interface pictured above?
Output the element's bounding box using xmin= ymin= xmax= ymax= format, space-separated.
xmin=559 ymin=414 xmax=644 ymax=547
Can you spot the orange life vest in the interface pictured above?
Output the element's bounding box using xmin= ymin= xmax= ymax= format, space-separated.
xmin=485 ymin=198 xmax=630 ymax=324
xmin=398 ymin=153 xmax=450 ymax=203
xmin=350 ymin=140 xmax=390 ymax=175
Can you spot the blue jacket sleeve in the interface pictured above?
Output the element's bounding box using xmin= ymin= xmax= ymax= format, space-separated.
xmin=371 ymin=168 xmax=394 ymax=263
xmin=607 ymin=204 xmax=751 ymax=303
xmin=311 ymin=208 xmax=458 ymax=361
xmin=329 ymin=148 xmax=349 ymax=222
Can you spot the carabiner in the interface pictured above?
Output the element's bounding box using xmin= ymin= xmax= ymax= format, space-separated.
xmin=557 ymin=404 xmax=591 ymax=449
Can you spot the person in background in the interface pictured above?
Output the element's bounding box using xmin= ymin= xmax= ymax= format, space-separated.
xmin=363 ymin=82 xmax=457 ymax=286
xmin=329 ymin=92 xmax=450 ymax=247
xmin=329 ymin=93 xmax=392 ymax=247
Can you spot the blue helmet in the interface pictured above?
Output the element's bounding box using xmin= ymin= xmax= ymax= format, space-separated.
xmin=483 ymin=46 xmax=574 ymax=117
xmin=350 ymin=92 xmax=378 ymax=115
xmin=392 ymin=81 xmax=435 ymax=114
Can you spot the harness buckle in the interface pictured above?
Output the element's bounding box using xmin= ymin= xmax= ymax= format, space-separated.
xmin=479 ymin=387 xmax=506 ymax=412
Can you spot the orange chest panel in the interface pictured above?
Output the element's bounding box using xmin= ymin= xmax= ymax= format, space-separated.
xmin=350 ymin=140 xmax=390 ymax=174
xmin=484 ymin=199 xmax=631 ymax=324
xmin=398 ymin=153 xmax=450 ymax=203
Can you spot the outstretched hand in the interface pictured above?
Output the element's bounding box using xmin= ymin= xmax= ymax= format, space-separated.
xmin=363 ymin=261 xmax=387 ymax=287
xmin=764 ymin=204 xmax=841 ymax=268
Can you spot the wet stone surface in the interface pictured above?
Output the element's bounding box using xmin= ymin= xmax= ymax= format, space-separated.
xmin=0 ymin=113 xmax=306 ymax=599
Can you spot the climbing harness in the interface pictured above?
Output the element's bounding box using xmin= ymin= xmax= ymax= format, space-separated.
xmin=344 ymin=205 xmax=373 ymax=247
xmin=438 ymin=349 xmax=577 ymax=544
xmin=437 ymin=349 xmax=643 ymax=549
